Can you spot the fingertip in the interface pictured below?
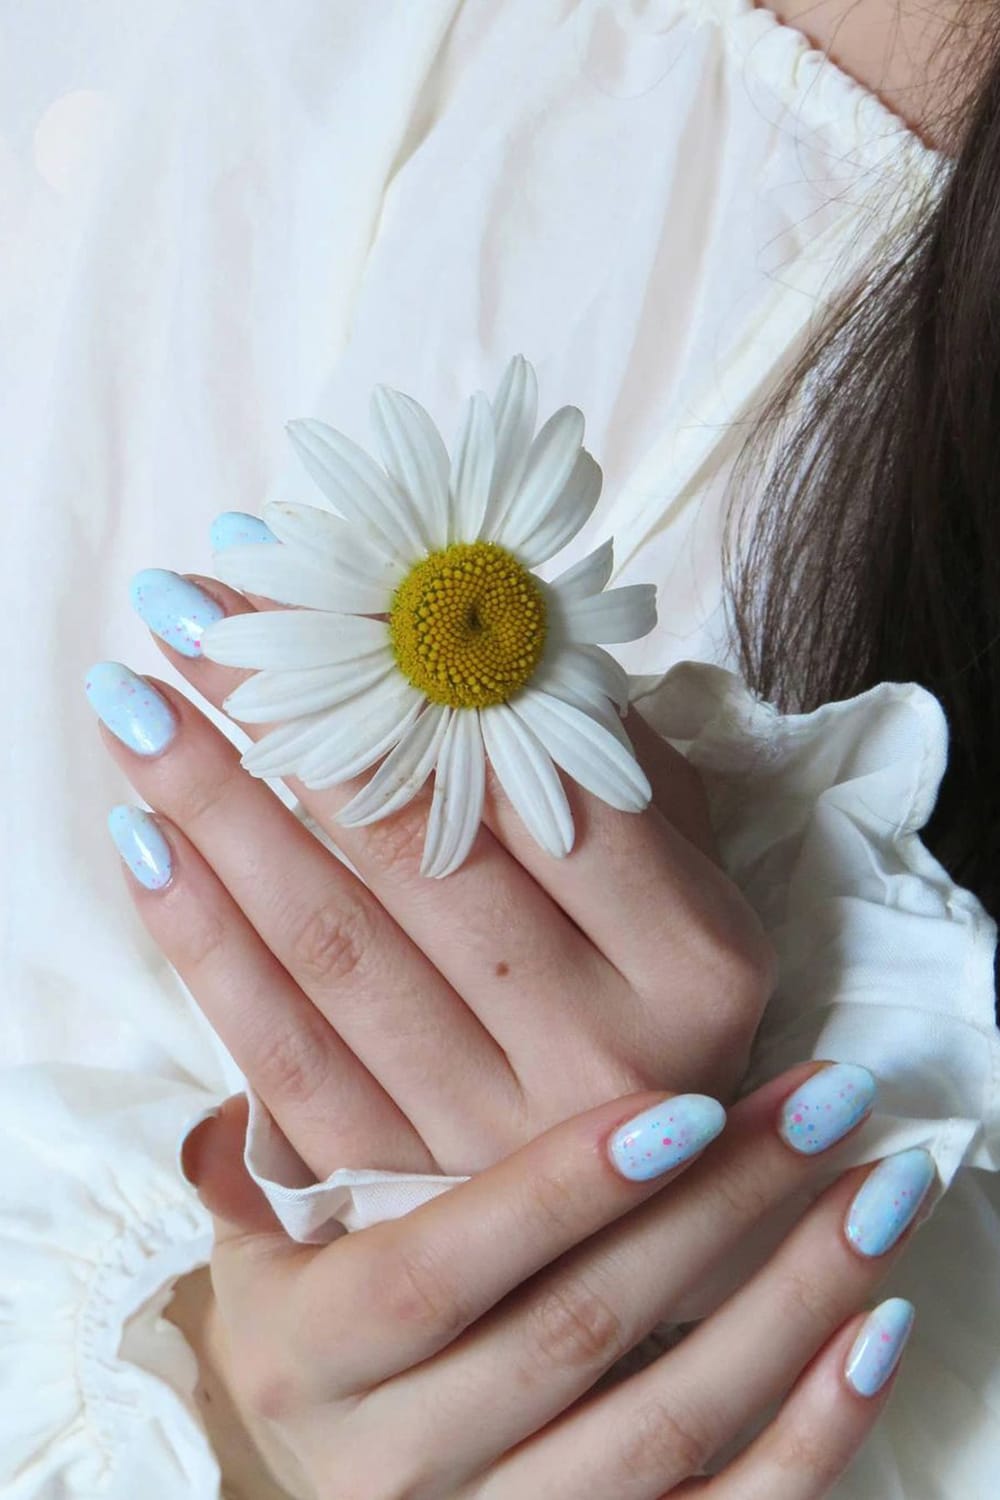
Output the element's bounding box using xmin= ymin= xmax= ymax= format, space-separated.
xmin=607 ymin=1092 xmax=727 ymax=1182
xmin=844 ymin=1298 xmax=916 ymax=1399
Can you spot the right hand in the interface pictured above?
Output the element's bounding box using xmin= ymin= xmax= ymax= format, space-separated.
xmin=94 ymin=570 xmax=774 ymax=1179
xmin=181 ymin=1063 xmax=927 ymax=1500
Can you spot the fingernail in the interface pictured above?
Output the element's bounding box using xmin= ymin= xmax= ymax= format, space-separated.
xmin=107 ymin=804 xmax=173 ymax=890
xmin=845 ymin=1148 xmax=935 ymax=1257
xmin=609 ymin=1094 xmax=726 ymax=1181
xmin=845 ymin=1297 xmax=915 ymax=1396
xmin=177 ymin=1103 xmax=223 ymax=1185
xmin=779 ymin=1064 xmax=876 ymax=1155
xmin=210 ymin=511 xmax=277 ymax=550
xmin=130 ymin=568 xmax=224 ymax=658
xmin=84 ymin=661 xmax=176 ymax=755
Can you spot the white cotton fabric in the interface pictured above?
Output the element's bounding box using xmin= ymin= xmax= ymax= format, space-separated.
xmin=1 ymin=1 xmax=998 ymax=1497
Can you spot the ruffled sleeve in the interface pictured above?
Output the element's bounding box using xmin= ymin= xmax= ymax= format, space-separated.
xmin=0 ymin=1065 xmax=219 ymax=1498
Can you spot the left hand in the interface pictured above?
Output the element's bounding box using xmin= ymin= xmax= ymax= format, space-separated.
xmin=179 ymin=1069 xmax=913 ymax=1500
xmin=94 ymin=572 xmax=774 ymax=1179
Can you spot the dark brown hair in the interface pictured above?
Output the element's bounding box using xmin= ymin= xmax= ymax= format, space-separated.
xmin=727 ymin=16 xmax=1000 ymax=955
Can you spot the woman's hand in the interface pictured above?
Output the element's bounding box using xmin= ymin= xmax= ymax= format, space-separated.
xmin=180 ymin=1064 xmax=924 ymax=1500
xmin=88 ymin=572 xmax=774 ymax=1179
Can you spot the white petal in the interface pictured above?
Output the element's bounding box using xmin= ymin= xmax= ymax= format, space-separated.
xmin=579 ymin=643 xmax=630 ymax=709
xmin=484 ymin=355 xmax=538 ymax=536
xmin=286 ymin=418 xmax=427 ymax=562
xmin=201 ymin=610 xmax=390 ymax=670
xmin=262 ymin=501 xmax=403 ymax=589
xmin=554 ymin=584 xmax=658 ymax=645
xmin=480 ymin=704 xmax=574 ymax=858
xmin=336 ymin=704 xmax=451 ymax=827
xmin=241 ymin=712 xmax=335 ymax=777
xmin=213 ymin=542 xmax=392 ymax=615
xmin=296 ymin=675 xmax=424 ymax=788
xmin=512 ymin=689 xmax=651 ymax=812
xmin=510 ymin=449 xmax=603 ymax=566
xmin=449 ymin=391 xmax=496 ymax=542
xmin=532 ymin=643 xmax=628 ymax=715
xmin=548 ymin=537 xmax=615 ymax=602
xmin=490 ymin=406 xmax=585 ymax=552
xmin=371 ymin=387 xmax=451 ymax=552
xmin=530 ymin=647 xmax=633 ymax=750
xmin=421 ymin=710 xmax=485 ymax=878
xmin=223 ymin=653 xmax=395 ymax=724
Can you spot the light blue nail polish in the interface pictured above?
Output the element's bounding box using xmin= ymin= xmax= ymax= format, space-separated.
xmin=107 ymin=804 xmax=173 ymax=890
xmin=209 ymin=511 xmax=277 ymax=551
xmin=130 ymin=568 xmax=224 ymax=658
xmin=845 ymin=1297 xmax=915 ymax=1396
xmin=779 ymin=1064 xmax=876 ymax=1155
xmin=609 ymin=1095 xmax=726 ymax=1182
xmin=845 ymin=1148 xmax=935 ymax=1258
xmin=84 ymin=661 xmax=176 ymax=755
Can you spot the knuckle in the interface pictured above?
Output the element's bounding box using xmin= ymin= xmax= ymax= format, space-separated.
xmin=776 ymin=1266 xmax=846 ymax=1335
xmin=690 ymin=914 xmax=776 ymax=1020
xmin=163 ymin=891 xmax=229 ymax=969
xmin=703 ymin=1149 xmax=775 ymax=1227
xmin=289 ymin=896 xmax=372 ymax=987
xmin=376 ymin=1242 xmax=471 ymax=1342
xmin=253 ymin=1017 xmax=332 ymax=1113
xmin=526 ymin=1276 xmax=626 ymax=1374
xmin=356 ymin=808 xmax=428 ymax=875
xmin=170 ymin=763 xmax=239 ymax=829
xmin=234 ymin=1348 xmax=306 ymax=1424
xmin=616 ymin=1395 xmax=715 ymax=1483
xmin=768 ymin=1424 xmax=845 ymax=1487
xmin=520 ymin=1163 xmax=584 ymax=1240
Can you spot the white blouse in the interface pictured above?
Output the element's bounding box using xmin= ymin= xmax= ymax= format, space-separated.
xmin=1 ymin=1 xmax=998 ymax=1496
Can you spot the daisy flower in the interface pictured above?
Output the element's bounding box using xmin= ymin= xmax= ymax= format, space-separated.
xmin=202 ymin=356 xmax=657 ymax=877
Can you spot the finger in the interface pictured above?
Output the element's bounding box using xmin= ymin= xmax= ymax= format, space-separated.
xmin=481 ymin=713 xmax=774 ymax=1083
xmin=368 ymin=1063 xmax=880 ymax=1486
xmin=178 ymin=1094 xmax=313 ymax=1352
xmin=91 ymin=666 xmax=518 ymax=1169
xmin=677 ymin=1300 xmax=915 ymax=1499
xmin=180 ymin=1093 xmax=284 ymax=1236
xmin=492 ymin=1149 xmax=932 ymax=1499
xmin=279 ymin=1090 xmax=727 ymax=1397
xmin=210 ymin=552 xmax=754 ymax=1021
xmin=132 ymin=573 xmax=635 ymax=1095
xmin=107 ymin=802 xmax=430 ymax=1176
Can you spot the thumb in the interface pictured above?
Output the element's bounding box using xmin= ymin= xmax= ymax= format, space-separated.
xmin=180 ymin=1093 xmax=284 ymax=1240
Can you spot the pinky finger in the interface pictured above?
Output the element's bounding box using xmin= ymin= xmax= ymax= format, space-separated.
xmin=674 ymin=1299 xmax=915 ymax=1500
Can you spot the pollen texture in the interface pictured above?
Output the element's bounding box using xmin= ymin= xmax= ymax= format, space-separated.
xmin=389 ymin=542 xmax=547 ymax=708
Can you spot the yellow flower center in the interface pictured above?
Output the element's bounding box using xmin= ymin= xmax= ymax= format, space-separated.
xmin=389 ymin=541 xmax=547 ymax=709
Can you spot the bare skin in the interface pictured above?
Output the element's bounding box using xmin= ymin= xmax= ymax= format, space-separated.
xmin=159 ymin=5 xmax=968 ymax=1496
xmin=765 ymin=1 xmax=970 ymax=149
